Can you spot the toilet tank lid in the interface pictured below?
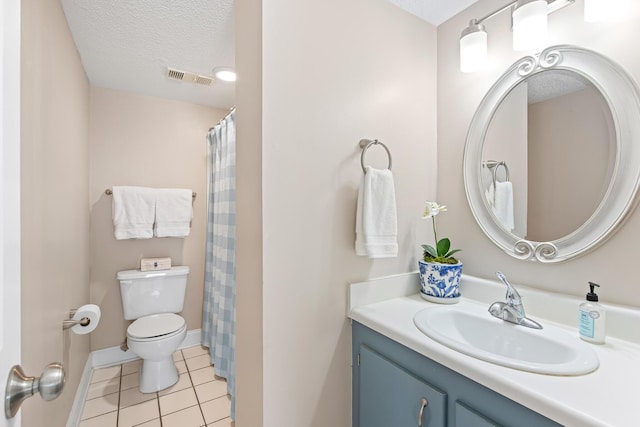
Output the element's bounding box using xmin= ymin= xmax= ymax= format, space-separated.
xmin=117 ymin=266 xmax=190 ymax=280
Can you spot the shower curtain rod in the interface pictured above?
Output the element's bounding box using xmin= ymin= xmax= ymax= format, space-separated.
xmin=208 ymin=106 xmax=236 ymax=132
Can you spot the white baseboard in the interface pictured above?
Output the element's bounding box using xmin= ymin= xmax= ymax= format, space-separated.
xmin=66 ymin=354 xmax=94 ymax=427
xmin=66 ymin=329 xmax=202 ymax=427
xmin=91 ymin=328 xmax=202 ymax=368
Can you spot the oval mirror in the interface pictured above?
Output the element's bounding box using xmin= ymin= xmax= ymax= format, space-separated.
xmin=464 ymin=45 xmax=640 ymax=263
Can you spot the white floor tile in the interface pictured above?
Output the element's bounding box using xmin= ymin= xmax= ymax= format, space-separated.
xmin=86 ymin=378 xmax=120 ymax=400
xmin=159 ymin=387 xmax=198 ymax=416
xmin=80 ymin=393 xmax=119 ymax=420
xmin=135 ymin=418 xmax=161 ymax=427
xmin=162 ymin=405 xmax=206 ymax=427
xmin=90 ymin=365 xmax=121 ymax=384
xmin=159 ymin=372 xmax=193 ymax=396
xmin=182 ymin=345 xmax=209 ymax=360
xmin=190 ymin=366 xmax=216 ymax=386
xmin=83 ymin=356 xmax=230 ymax=427
xmin=208 ymin=417 xmax=234 ymax=427
xmin=120 ymin=372 xmax=140 ymax=391
xmin=121 ymin=359 xmax=142 ymax=376
xmin=185 ymin=354 xmax=211 ymax=371
xmin=175 ymin=360 xmax=188 ymax=374
xmin=119 ymin=386 xmax=156 ymax=409
xmin=78 ymin=411 xmax=118 ymax=427
xmin=195 ymin=380 xmax=228 ymax=403
xmin=118 ymin=399 xmax=160 ymax=427
xmin=200 ymin=395 xmax=231 ymax=425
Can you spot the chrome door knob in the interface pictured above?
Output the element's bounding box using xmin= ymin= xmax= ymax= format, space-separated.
xmin=4 ymin=363 xmax=65 ymax=418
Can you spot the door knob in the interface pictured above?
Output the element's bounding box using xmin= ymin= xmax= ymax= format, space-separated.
xmin=4 ymin=363 xmax=65 ymax=418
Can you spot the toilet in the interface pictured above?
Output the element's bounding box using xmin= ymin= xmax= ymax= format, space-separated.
xmin=117 ymin=266 xmax=190 ymax=393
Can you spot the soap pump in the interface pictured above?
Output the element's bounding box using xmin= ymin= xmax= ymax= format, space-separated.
xmin=578 ymin=282 xmax=606 ymax=344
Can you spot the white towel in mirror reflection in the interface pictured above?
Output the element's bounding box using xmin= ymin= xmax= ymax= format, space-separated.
xmin=486 ymin=181 xmax=514 ymax=232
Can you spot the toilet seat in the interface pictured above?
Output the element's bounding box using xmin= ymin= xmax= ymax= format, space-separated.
xmin=127 ymin=313 xmax=186 ymax=341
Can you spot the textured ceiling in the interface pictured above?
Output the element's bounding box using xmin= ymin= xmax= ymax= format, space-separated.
xmin=61 ymin=0 xmax=235 ymax=109
xmin=388 ymin=0 xmax=481 ymax=25
xmin=60 ymin=0 xmax=478 ymax=109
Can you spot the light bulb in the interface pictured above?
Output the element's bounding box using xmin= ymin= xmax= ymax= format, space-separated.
xmin=512 ymin=0 xmax=548 ymax=52
xmin=460 ymin=21 xmax=488 ymax=73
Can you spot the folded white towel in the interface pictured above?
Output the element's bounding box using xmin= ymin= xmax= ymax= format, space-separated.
xmin=112 ymin=186 xmax=156 ymax=240
xmin=355 ymin=167 xmax=398 ymax=258
xmin=155 ymin=188 xmax=193 ymax=238
xmin=493 ymin=181 xmax=514 ymax=232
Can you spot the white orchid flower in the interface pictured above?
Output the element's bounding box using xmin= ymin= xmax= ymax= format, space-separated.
xmin=422 ymin=201 xmax=447 ymax=220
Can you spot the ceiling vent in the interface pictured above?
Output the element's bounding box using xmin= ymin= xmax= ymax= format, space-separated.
xmin=166 ymin=67 xmax=213 ymax=86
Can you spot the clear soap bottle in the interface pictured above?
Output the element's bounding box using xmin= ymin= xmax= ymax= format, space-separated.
xmin=579 ymin=282 xmax=606 ymax=344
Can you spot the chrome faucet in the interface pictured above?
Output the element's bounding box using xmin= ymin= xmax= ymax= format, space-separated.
xmin=488 ymin=272 xmax=543 ymax=329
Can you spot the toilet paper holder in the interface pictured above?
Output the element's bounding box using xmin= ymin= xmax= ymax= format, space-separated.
xmin=62 ymin=309 xmax=91 ymax=330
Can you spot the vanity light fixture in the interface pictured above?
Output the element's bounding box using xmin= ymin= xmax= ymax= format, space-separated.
xmin=460 ymin=0 xmax=575 ymax=73
xmin=213 ymin=66 xmax=237 ymax=82
xmin=583 ymin=0 xmax=609 ymax=22
xmin=512 ymin=0 xmax=548 ymax=51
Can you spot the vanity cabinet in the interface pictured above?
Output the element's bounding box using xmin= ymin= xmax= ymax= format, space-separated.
xmin=352 ymin=322 xmax=561 ymax=427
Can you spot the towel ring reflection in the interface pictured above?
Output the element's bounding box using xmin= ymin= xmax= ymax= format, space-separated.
xmin=359 ymin=139 xmax=392 ymax=174
xmin=483 ymin=160 xmax=510 ymax=188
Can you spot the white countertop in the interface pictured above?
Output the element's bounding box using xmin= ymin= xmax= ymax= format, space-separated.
xmin=348 ymin=274 xmax=640 ymax=427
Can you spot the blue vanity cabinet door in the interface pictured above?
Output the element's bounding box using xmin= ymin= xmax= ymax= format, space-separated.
xmin=455 ymin=401 xmax=501 ymax=427
xmin=352 ymin=322 xmax=562 ymax=427
xmin=359 ymin=345 xmax=447 ymax=427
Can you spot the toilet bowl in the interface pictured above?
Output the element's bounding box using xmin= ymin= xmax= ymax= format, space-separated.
xmin=126 ymin=313 xmax=187 ymax=393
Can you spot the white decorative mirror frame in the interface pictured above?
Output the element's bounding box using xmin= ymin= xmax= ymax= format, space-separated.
xmin=463 ymin=45 xmax=640 ymax=263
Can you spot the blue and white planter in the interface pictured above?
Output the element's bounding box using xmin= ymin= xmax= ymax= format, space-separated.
xmin=418 ymin=260 xmax=463 ymax=304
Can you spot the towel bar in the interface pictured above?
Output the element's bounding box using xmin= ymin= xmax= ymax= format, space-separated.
xmin=105 ymin=188 xmax=196 ymax=198
xmin=359 ymin=139 xmax=392 ymax=174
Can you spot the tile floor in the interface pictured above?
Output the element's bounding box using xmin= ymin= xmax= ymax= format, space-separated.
xmin=78 ymin=345 xmax=233 ymax=427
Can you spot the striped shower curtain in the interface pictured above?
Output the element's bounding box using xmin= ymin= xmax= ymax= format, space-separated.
xmin=203 ymin=109 xmax=236 ymax=417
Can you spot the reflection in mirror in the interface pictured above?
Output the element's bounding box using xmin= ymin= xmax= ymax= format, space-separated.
xmin=482 ymin=70 xmax=615 ymax=242
xmin=464 ymin=45 xmax=640 ymax=262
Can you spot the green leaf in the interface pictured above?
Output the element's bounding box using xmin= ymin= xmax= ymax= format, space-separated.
xmin=421 ymin=244 xmax=437 ymax=258
xmin=445 ymin=249 xmax=462 ymax=258
xmin=436 ymin=238 xmax=450 ymax=257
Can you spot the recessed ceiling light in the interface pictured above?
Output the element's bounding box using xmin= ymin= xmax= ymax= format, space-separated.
xmin=213 ymin=67 xmax=237 ymax=82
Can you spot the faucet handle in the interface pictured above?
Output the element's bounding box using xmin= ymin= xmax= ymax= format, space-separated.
xmin=495 ymin=271 xmax=521 ymax=303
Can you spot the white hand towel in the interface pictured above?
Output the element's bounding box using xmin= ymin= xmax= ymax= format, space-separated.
xmin=155 ymin=188 xmax=193 ymax=238
xmin=493 ymin=181 xmax=515 ymax=232
xmin=112 ymin=186 xmax=156 ymax=240
xmin=355 ymin=167 xmax=398 ymax=258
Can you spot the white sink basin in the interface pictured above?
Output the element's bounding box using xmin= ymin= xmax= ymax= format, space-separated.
xmin=413 ymin=301 xmax=599 ymax=376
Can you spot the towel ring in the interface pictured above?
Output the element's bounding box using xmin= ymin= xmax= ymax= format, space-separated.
xmin=491 ymin=161 xmax=510 ymax=188
xmin=359 ymin=139 xmax=392 ymax=174
xmin=483 ymin=160 xmax=510 ymax=188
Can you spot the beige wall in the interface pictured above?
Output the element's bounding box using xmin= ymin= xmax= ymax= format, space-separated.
xmin=234 ymin=0 xmax=264 ymax=425
xmin=483 ymin=82 xmax=528 ymax=237
xmin=528 ymin=86 xmax=614 ymax=240
xmin=20 ymin=0 xmax=91 ymax=424
xmin=260 ymin=0 xmax=437 ymax=425
xmin=89 ymin=87 xmax=226 ymax=350
xmin=438 ymin=0 xmax=640 ymax=306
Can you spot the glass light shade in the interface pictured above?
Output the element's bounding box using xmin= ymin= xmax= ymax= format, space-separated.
xmin=512 ymin=0 xmax=548 ymax=51
xmin=584 ymin=0 xmax=610 ymax=22
xmin=460 ymin=30 xmax=488 ymax=73
xmin=213 ymin=67 xmax=237 ymax=82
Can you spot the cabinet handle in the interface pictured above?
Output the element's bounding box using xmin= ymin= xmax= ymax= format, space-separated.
xmin=418 ymin=397 xmax=428 ymax=427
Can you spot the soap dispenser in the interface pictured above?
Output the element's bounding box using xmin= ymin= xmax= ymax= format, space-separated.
xmin=579 ymin=282 xmax=606 ymax=344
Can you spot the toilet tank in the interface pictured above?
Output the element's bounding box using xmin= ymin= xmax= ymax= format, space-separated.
xmin=118 ymin=266 xmax=190 ymax=320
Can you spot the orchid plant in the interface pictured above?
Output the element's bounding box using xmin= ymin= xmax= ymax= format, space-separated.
xmin=422 ymin=201 xmax=461 ymax=265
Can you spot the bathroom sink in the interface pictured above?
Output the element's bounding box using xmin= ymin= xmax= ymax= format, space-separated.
xmin=413 ymin=301 xmax=599 ymax=376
